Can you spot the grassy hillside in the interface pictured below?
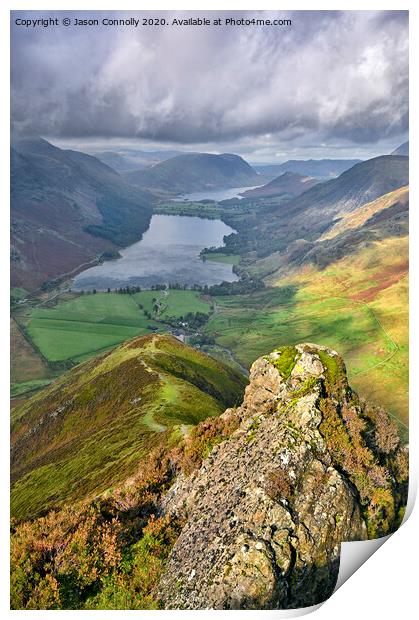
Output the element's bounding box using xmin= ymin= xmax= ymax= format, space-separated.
xmin=202 ymin=179 xmax=408 ymax=428
xmin=11 ymin=318 xmax=50 ymax=383
xmin=204 ymin=232 xmax=408 ymax=427
xmin=320 ymin=186 xmax=408 ymax=241
xmin=11 ymin=334 xmax=246 ymax=522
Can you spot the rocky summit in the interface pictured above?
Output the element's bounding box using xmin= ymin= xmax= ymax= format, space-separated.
xmin=157 ymin=344 xmax=408 ymax=609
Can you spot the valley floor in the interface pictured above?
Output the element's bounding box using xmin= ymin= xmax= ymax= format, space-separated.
xmin=11 ymin=265 xmax=408 ymax=434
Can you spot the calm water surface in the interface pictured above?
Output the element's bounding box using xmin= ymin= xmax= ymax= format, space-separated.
xmin=172 ymin=185 xmax=263 ymax=202
xmin=74 ymin=214 xmax=238 ymax=290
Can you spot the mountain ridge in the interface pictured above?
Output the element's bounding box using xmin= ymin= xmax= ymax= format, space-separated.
xmin=391 ymin=141 xmax=409 ymax=156
xmin=220 ymin=154 xmax=409 ymax=261
xmin=276 ymin=155 xmax=409 ymax=219
xmin=11 ymin=334 xmax=246 ymax=522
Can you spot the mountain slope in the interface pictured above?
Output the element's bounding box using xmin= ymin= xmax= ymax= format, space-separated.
xmin=222 ymin=155 xmax=409 ymax=260
xmin=126 ymin=153 xmax=263 ymax=193
xmin=240 ymin=171 xmax=318 ymax=199
xmin=94 ymin=148 xmax=186 ymax=170
xmin=391 ymin=141 xmax=409 ymax=156
xmin=254 ymin=158 xmax=362 ymax=179
xmin=11 ymin=138 xmax=153 ymax=290
xmin=320 ymin=185 xmax=409 ymax=241
xmin=11 ymin=334 xmax=246 ymax=521
xmin=254 ymin=185 xmax=409 ymax=276
xmin=278 ymin=155 xmax=408 ymax=219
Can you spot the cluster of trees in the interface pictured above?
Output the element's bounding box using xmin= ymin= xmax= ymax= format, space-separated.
xmin=113 ymin=286 xmax=142 ymax=294
xmin=79 ymin=286 xmax=143 ymax=295
xmin=41 ymin=278 xmax=62 ymax=292
xmin=159 ymin=311 xmax=210 ymax=331
xmin=208 ymin=276 xmax=265 ymax=296
xmin=200 ymin=243 xmax=233 ymax=258
xmin=149 ymin=284 xmax=167 ymax=291
xmin=147 ymin=283 xmax=209 ymax=292
xmin=98 ymin=250 xmax=122 ymax=262
xmin=178 ymin=311 xmax=209 ymax=330
xmin=188 ymin=333 xmax=216 ymax=347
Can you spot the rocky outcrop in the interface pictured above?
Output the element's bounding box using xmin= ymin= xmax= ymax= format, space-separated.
xmin=157 ymin=344 xmax=408 ymax=609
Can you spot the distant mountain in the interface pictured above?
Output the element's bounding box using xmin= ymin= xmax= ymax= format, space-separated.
xmin=93 ymin=151 xmax=145 ymax=172
xmin=280 ymin=155 xmax=408 ymax=219
xmin=11 ymin=334 xmax=246 ymax=521
xmin=391 ymin=141 xmax=409 ymax=156
xmin=11 ymin=138 xmax=153 ymax=291
xmin=120 ymin=148 xmax=187 ymax=167
xmin=254 ymin=158 xmax=362 ymax=180
xmin=125 ymin=153 xmax=263 ymax=193
xmin=240 ymin=171 xmax=319 ymax=199
xmin=93 ymin=149 xmax=190 ymax=172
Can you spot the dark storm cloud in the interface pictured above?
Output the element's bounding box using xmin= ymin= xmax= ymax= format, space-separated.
xmin=11 ymin=10 xmax=408 ymax=147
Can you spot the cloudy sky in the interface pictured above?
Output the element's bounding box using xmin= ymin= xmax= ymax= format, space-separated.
xmin=11 ymin=10 xmax=408 ymax=162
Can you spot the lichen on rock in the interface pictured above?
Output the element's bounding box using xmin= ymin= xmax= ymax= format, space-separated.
xmin=157 ymin=343 xmax=408 ymax=610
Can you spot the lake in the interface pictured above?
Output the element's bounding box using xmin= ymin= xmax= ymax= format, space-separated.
xmin=73 ymin=214 xmax=238 ymax=290
xmin=171 ymin=185 xmax=264 ymax=202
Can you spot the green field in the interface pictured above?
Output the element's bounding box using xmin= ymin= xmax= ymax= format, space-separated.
xmin=15 ymin=290 xmax=211 ymax=373
xmin=205 ymin=288 xmax=394 ymax=371
xmin=25 ymin=293 xmax=160 ymax=363
xmin=11 ymin=378 xmax=54 ymax=398
xmin=155 ymin=201 xmax=223 ymax=219
xmin=12 ymin=231 xmax=407 ymax=432
xmin=134 ymin=289 xmax=211 ymax=319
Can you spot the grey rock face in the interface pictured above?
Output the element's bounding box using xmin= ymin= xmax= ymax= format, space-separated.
xmin=157 ymin=344 xmax=407 ymax=610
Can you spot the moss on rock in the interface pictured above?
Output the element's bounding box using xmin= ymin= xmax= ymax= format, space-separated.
xmin=266 ymin=346 xmax=298 ymax=379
